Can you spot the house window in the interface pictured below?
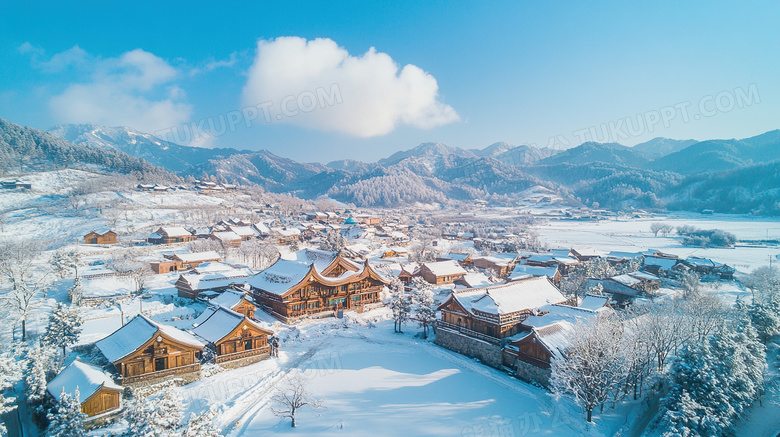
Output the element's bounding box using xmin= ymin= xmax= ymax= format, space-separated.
xmin=351 ymin=295 xmax=361 ymax=302
xmin=308 ymin=301 xmax=320 ymax=309
xmin=329 ymin=297 xmax=345 ymax=306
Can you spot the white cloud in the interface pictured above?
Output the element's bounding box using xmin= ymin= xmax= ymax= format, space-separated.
xmin=241 ymin=37 xmax=459 ymax=137
xmin=47 ymin=48 xmax=191 ymax=133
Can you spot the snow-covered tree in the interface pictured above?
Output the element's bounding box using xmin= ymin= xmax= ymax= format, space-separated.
xmin=412 ymin=285 xmax=436 ymax=339
xmin=24 ymin=344 xmax=56 ymax=418
xmin=46 ymin=388 xmax=86 ymax=437
xmin=0 ymin=239 xmax=52 ymax=340
xmin=49 ymin=249 xmax=84 ymax=279
xmin=551 ymin=313 xmax=626 ymax=422
xmin=390 ymin=292 xmax=411 ymax=334
xmin=146 ymin=387 xmax=183 ymax=433
xmin=68 ymin=277 xmax=83 ymax=305
xmin=677 ymin=270 xmax=700 ymax=299
xmin=0 ymin=349 xmax=23 ymax=437
xmin=122 ymin=393 xmax=158 ymax=436
xmin=318 ymin=229 xmax=345 ymax=252
xmin=183 ymin=406 xmax=221 ymax=437
xmin=270 ymin=375 xmax=325 ymax=428
xmin=41 ymin=303 xmax=82 ymax=356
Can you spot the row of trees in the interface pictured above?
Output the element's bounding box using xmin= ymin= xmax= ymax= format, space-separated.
xmin=551 ymin=291 xmax=729 ymax=422
xmin=657 ymin=305 xmax=766 ymax=436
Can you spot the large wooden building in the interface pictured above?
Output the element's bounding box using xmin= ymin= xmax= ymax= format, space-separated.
xmin=84 ymin=230 xmax=117 ymax=245
xmin=436 ymin=276 xmax=568 ymax=343
xmin=47 ymin=360 xmax=123 ymax=418
xmin=192 ymin=307 xmax=273 ymax=366
xmin=95 ymin=315 xmax=204 ymax=385
xmin=249 ymin=250 xmax=390 ymax=322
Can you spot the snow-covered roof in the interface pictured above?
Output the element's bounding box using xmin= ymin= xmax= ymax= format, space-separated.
xmin=579 ymin=294 xmax=610 ymax=311
xmin=628 ymin=271 xmax=659 ymax=281
xmin=96 ymin=314 xmax=204 ymax=362
xmin=179 ymin=263 xmax=252 ymax=291
xmin=209 ymin=289 xmax=253 ymax=310
xmin=452 ymin=277 xmax=566 ymax=316
xmin=271 ymin=227 xmax=301 ymax=237
xmin=521 ymin=303 xmax=601 ymax=329
xmin=423 ymin=260 xmax=467 ymax=277
xmin=611 ymin=274 xmax=641 ymax=287
xmin=509 ymin=264 xmax=558 ymax=280
xmin=684 ymin=257 xmax=723 ymax=268
xmin=248 ymin=259 xmax=317 ymax=295
xmin=644 ymin=256 xmax=677 ymax=270
xmin=211 ymin=231 xmax=241 ymax=242
xmin=228 ymin=226 xmax=257 ymax=237
xmin=191 ymin=307 xmax=267 ymax=344
xmin=174 ymin=251 xmax=221 ymax=263
xmin=253 ymin=222 xmax=271 ymax=235
xmin=534 ymin=321 xmax=577 ymax=360
xmin=459 ymin=272 xmax=492 ymax=288
xmin=549 ymin=249 xmax=573 ymax=258
xmin=608 ymin=251 xmax=645 ymax=260
xmin=47 ymin=360 xmax=121 ymax=402
xmin=158 ymin=227 xmax=192 ymax=237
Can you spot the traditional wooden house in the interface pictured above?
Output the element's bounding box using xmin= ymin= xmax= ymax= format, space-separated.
xmin=643 ymin=255 xmax=678 ymax=276
xmin=682 ymin=257 xmax=735 ymax=280
xmin=472 ymin=254 xmax=519 ymax=277
xmin=249 ymin=250 xmax=390 ymax=322
xmin=419 ymin=260 xmax=467 ymax=285
xmin=175 ymin=262 xmax=253 ymax=300
xmin=191 ymin=307 xmax=273 ymax=366
xmin=226 ymin=225 xmax=257 ymax=241
xmin=209 ymin=231 xmax=242 ymax=247
xmin=209 ymin=288 xmax=258 ymax=318
xmin=270 ymin=227 xmax=301 ymax=244
xmin=147 ymin=227 xmax=195 ymax=245
xmin=47 ymin=359 xmax=123 ymax=418
xmin=522 ymin=253 xmax=580 ymax=275
xmin=504 ymin=303 xmax=606 ymax=385
xmin=437 ymin=253 xmax=474 ymax=267
xmin=397 ymin=262 xmax=420 ymax=284
xmin=84 ymin=230 xmax=117 ymax=245
xmin=95 ymin=315 xmax=204 ymax=385
xmin=151 ymin=251 xmax=222 ymax=274
xmin=436 ymin=276 xmax=568 ymax=344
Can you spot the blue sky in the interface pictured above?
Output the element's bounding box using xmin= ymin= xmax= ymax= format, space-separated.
xmin=1 ymin=1 xmax=778 ymax=162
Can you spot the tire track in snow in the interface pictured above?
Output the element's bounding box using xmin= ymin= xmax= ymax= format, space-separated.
xmin=220 ymin=343 xmax=326 ymax=436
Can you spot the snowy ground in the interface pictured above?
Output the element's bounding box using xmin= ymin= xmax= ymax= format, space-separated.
xmin=534 ymin=212 xmax=780 ymax=274
xmin=103 ymin=309 xmax=645 ymax=437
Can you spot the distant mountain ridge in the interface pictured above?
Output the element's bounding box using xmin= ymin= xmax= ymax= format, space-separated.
xmin=30 ymin=121 xmax=780 ymax=214
xmin=0 ymin=118 xmax=173 ymax=180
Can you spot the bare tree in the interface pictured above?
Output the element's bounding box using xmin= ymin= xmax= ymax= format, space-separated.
xmin=270 ymin=375 xmax=326 ymax=428
xmin=650 ymin=222 xmax=663 ymax=237
xmin=0 ymin=239 xmax=51 ymax=340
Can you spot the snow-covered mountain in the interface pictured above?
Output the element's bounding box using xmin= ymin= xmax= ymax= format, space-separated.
xmin=29 ymin=121 xmax=780 ymax=213
xmin=48 ymin=124 xmax=249 ymax=174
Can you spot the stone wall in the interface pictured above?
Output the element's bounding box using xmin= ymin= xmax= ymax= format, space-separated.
xmin=513 ymin=359 xmax=551 ymax=387
xmin=218 ymin=352 xmax=270 ymax=370
xmin=434 ymin=327 xmax=504 ymax=368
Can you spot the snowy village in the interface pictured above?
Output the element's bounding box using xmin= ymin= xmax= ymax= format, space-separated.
xmin=3 ymin=3 xmax=780 ymax=437
xmin=1 ymin=174 xmax=778 ymax=436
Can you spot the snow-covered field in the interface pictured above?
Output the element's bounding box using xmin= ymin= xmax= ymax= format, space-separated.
xmin=135 ymin=310 xmax=644 ymax=437
xmin=534 ymin=212 xmax=780 ymax=274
